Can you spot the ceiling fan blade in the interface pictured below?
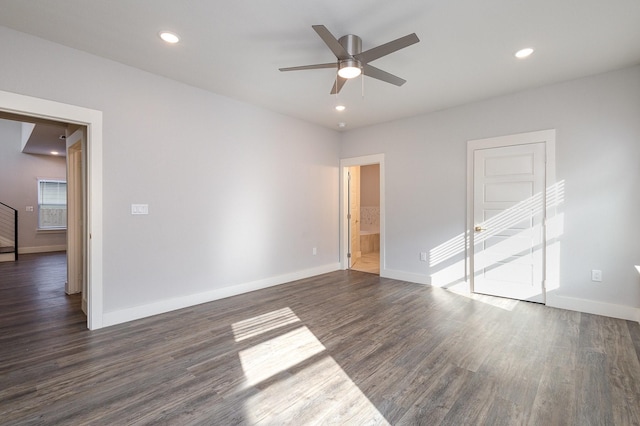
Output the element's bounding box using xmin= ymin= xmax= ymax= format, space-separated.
xmin=279 ymin=63 xmax=337 ymax=72
xmin=312 ymin=25 xmax=351 ymax=60
xmin=355 ymin=33 xmax=419 ymax=64
xmin=363 ymin=64 xmax=407 ymax=86
xmin=330 ymin=76 xmax=348 ymax=94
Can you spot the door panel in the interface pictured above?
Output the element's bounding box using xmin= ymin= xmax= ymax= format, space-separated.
xmin=65 ymin=128 xmax=86 ymax=309
xmin=473 ymin=142 xmax=545 ymax=302
xmin=348 ymin=166 xmax=360 ymax=268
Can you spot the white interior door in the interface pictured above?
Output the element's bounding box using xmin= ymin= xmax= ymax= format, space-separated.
xmin=472 ymin=142 xmax=546 ymax=302
xmin=348 ymin=166 xmax=360 ymax=268
xmin=65 ymin=127 xmax=86 ymax=310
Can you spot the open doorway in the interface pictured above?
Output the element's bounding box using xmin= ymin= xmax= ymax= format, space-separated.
xmin=340 ymin=154 xmax=385 ymax=276
xmin=0 ymin=115 xmax=88 ymax=313
xmin=0 ymin=90 xmax=103 ymax=329
xmin=348 ymin=164 xmax=380 ymax=274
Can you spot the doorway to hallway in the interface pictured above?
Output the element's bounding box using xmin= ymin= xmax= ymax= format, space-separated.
xmin=0 ymin=89 xmax=103 ymax=329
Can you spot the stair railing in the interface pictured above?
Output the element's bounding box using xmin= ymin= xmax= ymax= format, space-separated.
xmin=0 ymin=202 xmax=18 ymax=260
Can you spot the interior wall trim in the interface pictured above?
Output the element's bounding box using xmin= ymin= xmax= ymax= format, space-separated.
xmin=102 ymin=263 xmax=341 ymax=328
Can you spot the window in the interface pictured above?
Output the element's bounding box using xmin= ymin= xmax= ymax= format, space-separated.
xmin=38 ymin=179 xmax=67 ymax=230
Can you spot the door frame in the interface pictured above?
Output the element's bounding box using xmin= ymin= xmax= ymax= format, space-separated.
xmin=340 ymin=154 xmax=385 ymax=271
xmin=0 ymin=90 xmax=104 ymax=330
xmin=466 ymin=129 xmax=556 ymax=301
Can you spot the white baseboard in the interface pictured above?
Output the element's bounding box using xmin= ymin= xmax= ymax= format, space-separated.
xmin=547 ymin=294 xmax=640 ymax=323
xmin=19 ymin=245 xmax=66 ymax=254
xmin=381 ymin=268 xmax=431 ymax=285
xmin=102 ymin=263 xmax=341 ymax=328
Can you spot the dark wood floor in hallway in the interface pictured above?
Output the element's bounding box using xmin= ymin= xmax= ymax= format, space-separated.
xmin=1 ymin=252 xmax=640 ymax=425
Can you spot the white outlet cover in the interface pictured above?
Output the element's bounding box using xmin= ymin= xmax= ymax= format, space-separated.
xmin=131 ymin=204 xmax=149 ymax=215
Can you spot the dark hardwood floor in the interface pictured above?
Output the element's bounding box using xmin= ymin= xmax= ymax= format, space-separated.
xmin=1 ymin=252 xmax=640 ymax=425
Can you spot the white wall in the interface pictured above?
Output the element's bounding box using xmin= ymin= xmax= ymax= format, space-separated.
xmin=1 ymin=23 xmax=638 ymax=324
xmin=0 ymin=25 xmax=341 ymax=323
xmin=341 ymin=66 xmax=640 ymax=318
xmin=0 ymin=119 xmax=67 ymax=252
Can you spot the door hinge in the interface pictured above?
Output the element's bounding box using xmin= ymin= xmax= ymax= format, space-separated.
xmin=347 ymin=253 xmax=351 ymax=258
xmin=347 ymin=213 xmax=351 ymax=219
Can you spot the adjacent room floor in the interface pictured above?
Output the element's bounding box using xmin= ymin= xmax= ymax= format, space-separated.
xmin=1 ymin=252 xmax=640 ymax=424
xmin=351 ymin=251 xmax=380 ymax=275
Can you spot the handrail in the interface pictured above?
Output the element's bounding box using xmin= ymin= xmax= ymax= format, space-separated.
xmin=0 ymin=202 xmax=18 ymax=260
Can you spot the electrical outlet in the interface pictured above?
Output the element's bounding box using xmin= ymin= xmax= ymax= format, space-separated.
xmin=131 ymin=204 xmax=149 ymax=215
xmin=312 ymin=247 xmax=317 ymax=255
xmin=591 ymin=269 xmax=602 ymax=282
xmin=420 ymin=252 xmax=427 ymax=262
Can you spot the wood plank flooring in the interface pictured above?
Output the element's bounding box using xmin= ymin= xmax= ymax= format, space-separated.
xmin=1 ymin=252 xmax=640 ymax=425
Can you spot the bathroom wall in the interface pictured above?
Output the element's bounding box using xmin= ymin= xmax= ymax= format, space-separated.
xmin=360 ymin=164 xmax=380 ymax=233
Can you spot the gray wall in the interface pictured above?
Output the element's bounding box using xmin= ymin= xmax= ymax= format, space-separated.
xmin=341 ymin=65 xmax=640 ymax=312
xmin=0 ymin=25 xmax=341 ymax=316
xmin=0 ymin=119 xmax=67 ymax=252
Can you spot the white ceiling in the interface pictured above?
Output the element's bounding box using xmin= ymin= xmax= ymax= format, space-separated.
xmin=1 ymin=0 xmax=639 ymax=130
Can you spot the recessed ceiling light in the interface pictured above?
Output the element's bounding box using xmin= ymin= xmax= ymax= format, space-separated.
xmin=338 ymin=122 xmax=347 ymax=128
xmin=515 ymin=47 xmax=534 ymax=59
xmin=51 ymin=151 xmax=59 ymax=155
xmin=159 ymin=31 xmax=180 ymax=44
xmin=335 ymin=105 xmax=346 ymax=112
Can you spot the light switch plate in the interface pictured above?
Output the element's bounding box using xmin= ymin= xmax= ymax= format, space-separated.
xmin=131 ymin=204 xmax=149 ymax=215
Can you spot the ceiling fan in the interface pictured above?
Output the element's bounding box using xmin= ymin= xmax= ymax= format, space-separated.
xmin=279 ymin=25 xmax=420 ymax=94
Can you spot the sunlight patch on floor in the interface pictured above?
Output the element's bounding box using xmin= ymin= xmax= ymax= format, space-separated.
xmin=234 ymin=308 xmax=388 ymax=424
xmin=231 ymin=307 xmax=300 ymax=342
xmin=238 ymin=326 xmax=326 ymax=388
xmin=443 ymin=281 xmax=519 ymax=311
xmin=242 ymin=353 xmax=389 ymax=424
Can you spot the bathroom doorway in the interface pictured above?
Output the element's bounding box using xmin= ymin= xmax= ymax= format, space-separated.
xmin=351 ymin=164 xmax=380 ymax=274
xmin=340 ymin=154 xmax=384 ymax=276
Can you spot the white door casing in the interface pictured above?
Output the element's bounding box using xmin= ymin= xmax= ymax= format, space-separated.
xmin=0 ymin=89 xmax=103 ymax=330
xmin=467 ymin=130 xmax=556 ymax=304
xmin=340 ymin=154 xmax=385 ymax=272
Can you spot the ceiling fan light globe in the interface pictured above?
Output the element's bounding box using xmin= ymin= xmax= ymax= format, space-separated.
xmin=338 ymin=59 xmax=362 ymax=79
xmin=338 ymin=66 xmax=361 ymax=79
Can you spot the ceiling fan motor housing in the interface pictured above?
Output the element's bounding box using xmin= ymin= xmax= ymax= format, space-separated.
xmin=339 ymin=34 xmax=362 ymax=56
